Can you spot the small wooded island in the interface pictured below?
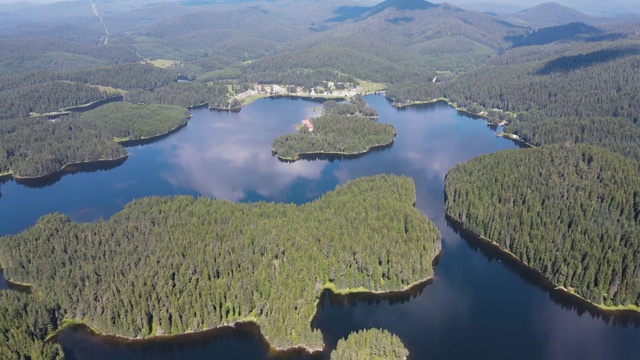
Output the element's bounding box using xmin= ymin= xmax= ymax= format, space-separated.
xmin=330 ymin=328 xmax=409 ymax=360
xmin=271 ymin=97 xmax=395 ymax=161
xmin=0 ymin=175 xmax=441 ymax=355
xmin=445 ymin=144 xmax=640 ymax=310
xmin=0 ymin=102 xmax=189 ymax=179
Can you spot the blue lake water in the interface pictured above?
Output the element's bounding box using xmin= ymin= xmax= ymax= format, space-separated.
xmin=0 ymin=95 xmax=638 ymax=359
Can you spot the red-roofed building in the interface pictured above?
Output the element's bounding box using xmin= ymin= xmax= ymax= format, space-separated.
xmin=302 ymin=119 xmax=313 ymax=132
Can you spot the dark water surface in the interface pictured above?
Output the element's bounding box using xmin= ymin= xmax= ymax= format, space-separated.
xmin=0 ymin=269 xmax=8 ymax=290
xmin=1 ymin=95 xmax=638 ymax=359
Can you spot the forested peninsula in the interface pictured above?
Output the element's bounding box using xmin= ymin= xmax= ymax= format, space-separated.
xmin=0 ymin=103 xmax=189 ymax=179
xmin=271 ymin=98 xmax=395 ymax=161
xmin=445 ymin=144 xmax=640 ymax=309
xmin=0 ymin=117 xmax=127 ymax=179
xmin=78 ymin=102 xmax=190 ymax=142
xmin=330 ymin=328 xmax=409 ymax=360
xmin=0 ymin=175 xmax=441 ymax=350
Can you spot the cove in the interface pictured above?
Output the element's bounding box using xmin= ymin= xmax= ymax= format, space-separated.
xmin=1 ymin=95 xmax=639 ymax=359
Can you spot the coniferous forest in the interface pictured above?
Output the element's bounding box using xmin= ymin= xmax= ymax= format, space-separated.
xmin=330 ymin=328 xmax=409 ymax=360
xmin=272 ymin=98 xmax=395 ymax=161
xmin=0 ymin=103 xmax=189 ymax=178
xmin=0 ymin=291 xmax=64 ymax=360
xmin=445 ymin=144 xmax=640 ymax=307
xmin=0 ymin=175 xmax=441 ymax=349
xmin=78 ymin=102 xmax=190 ymax=141
xmin=1 ymin=0 xmax=640 ymax=358
xmin=386 ymin=39 xmax=640 ymax=159
xmin=0 ymin=117 xmax=127 ymax=178
xmin=271 ymin=114 xmax=396 ymax=161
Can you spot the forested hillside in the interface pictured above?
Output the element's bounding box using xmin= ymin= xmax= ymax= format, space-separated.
xmin=330 ymin=328 xmax=409 ymax=360
xmin=445 ymin=144 xmax=640 ymax=308
xmin=0 ymin=82 xmax=112 ymax=120
xmin=246 ymin=3 xmax=526 ymax=84
xmin=125 ymin=82 xmax=231 ymax=108
xmin=387 ymin=39 xmax=640 ymax=160
xmin=0 ymin=63 xmax=179 ymax=120
xmin=1 ymin=1 xmax=640 ymax=355
xmin=0 ymin=175 xmax=441 ymax=349
xmin=132 ymin=8 xmax=305 ymax=62
xmin=506 ymin=113 xmax=640 ymax=161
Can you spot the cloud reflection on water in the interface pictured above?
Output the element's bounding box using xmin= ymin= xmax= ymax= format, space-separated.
xmin=160 ymin=104 xmax=327 ymax=202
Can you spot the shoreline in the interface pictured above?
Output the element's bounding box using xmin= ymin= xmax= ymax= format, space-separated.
xmin=323 ymin=273 xmax=436 ymax=298
xmin=391 ymin=97 xmax=507 ymax=124
xmin=209 ymin=105 xmax=242 ymax=112
xmin=48 ymin=318 xmax=325 ymax=357
xmin=0 ymin=266 xmax=36 ymax=294
xmin=242 ymin=93 xmax=348 ymax=107
xmin=273 ymin=138 xmax=396 ymax=162
xmin=391 ymin=97 xmax=537 ymax=148
xmin=116 ymin=118 xmax=190 ymax=146
xmin=59 ymin=95 xmax=124 ymax=113
xmin=41 ymin=277 xmax=437 ymax=353
xmin=6 ymin=117 xmax=189 ymax=182
xmin=446 ymin=214 xmax=640 ymax=318
xmin=497 ymin=132 xmax=536 ymax=148
xmin=11 ymin=155 xmax=129 ymax=182
xmin=232 ymin=92 xmax=355 ymax=109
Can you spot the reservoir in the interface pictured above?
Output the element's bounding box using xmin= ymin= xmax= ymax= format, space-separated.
xmin=0 ymin=95 xmax=638 ymax=359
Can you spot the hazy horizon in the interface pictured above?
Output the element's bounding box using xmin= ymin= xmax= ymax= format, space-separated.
xmin=0 ymin=0 xmax=637 ymax=16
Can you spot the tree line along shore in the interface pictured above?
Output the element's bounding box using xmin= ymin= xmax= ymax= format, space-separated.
xmin=445 ymin=144 xmax=640 ymax=310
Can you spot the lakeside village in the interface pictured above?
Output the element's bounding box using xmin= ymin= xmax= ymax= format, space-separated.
xmin=234 ymin=81 xmax=364 ymax=104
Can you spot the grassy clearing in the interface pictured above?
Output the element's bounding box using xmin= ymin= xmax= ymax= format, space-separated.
xmin=148 ymin=59 xmax=180 ymax=68
xmin=357 ymin=79 xmax=386 ymax=93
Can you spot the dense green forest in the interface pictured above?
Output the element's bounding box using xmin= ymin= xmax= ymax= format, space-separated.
xmin=272 ymin=97 xmax=396 ymax=160
xmin=2 ymin=0 xmax=640 ymax=355
xmin=0 ymin=35 xmax=140 ymax=76
xmin=387 ymin=40 xmax=640 ymax=159
xmin=0 ymin=102 xmax=188 ymax=178
xmin=445 ymin=144 xmax=640 ymax=307
xmin=0 ymin=63 xmax=179 ymax=120
xmin=0 ymin=175 xmax=441 ymax=349
xmin=0 ymin=63 xmax=178 ymax=93
xmin=330 ymin=328 xmax=409 ymax=360
xmin=124 ymin=82 xmax=231 ymax=108
xmin=271 ymin=114 xmax=396 ymax=160
xmin=244 ymin=2 xmax=524 ymax=84
xmin=506 ymin=113 xmax=640 ymax=161
xmin=0 ymin=292 xmax=64 ymax=360
xmin=0 ymin=82 xmax=113 ymax=120
xmin=0 ymin=117 xmax=127 ymax=178
xmin=78 ymin=102 xmax=190 ymax=141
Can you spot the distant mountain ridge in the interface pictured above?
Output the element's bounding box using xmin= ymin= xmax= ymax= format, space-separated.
xmin=509 ymin=22 xmax=604 ymax=47
xmin=328 ymin=0 xmax=438 ymax=22
xmin=504 ymin=2 xmax=593 ymax=27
